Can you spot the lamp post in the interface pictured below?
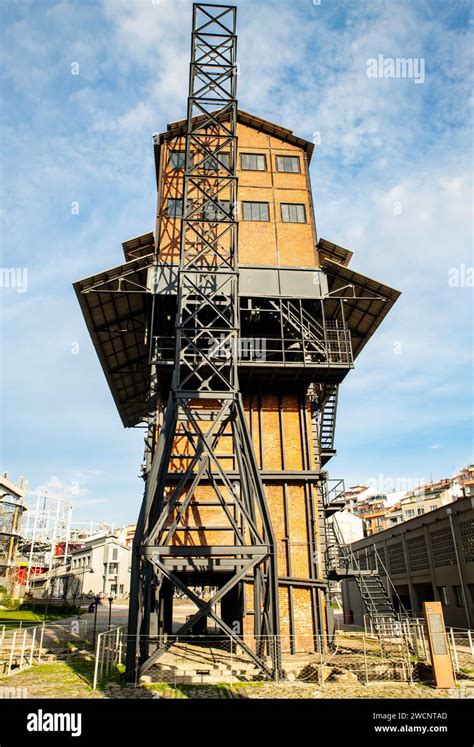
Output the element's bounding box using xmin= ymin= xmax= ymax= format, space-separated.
xmin=107 ymin=595 xmax=114 ymax=629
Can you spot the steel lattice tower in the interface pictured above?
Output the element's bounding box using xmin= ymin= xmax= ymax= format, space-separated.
xmin=126 ymin=3 xmax=281 ymax=680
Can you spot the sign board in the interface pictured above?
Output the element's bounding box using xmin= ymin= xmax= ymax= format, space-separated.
xmin=423 ymin=601 xmax=455 ymax=688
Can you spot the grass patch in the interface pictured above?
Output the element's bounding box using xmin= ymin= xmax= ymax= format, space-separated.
xmin=0 ymin=610 xmax=73 ymax=623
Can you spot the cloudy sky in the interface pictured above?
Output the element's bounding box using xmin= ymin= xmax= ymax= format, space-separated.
xmin=0 ymin=0 xmax=472 ymax=525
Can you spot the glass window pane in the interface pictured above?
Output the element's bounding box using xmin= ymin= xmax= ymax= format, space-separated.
xmin=240 ymin=153 xmax=266 ymax=171
xmin=166 ymin=199 xmax=183 ymax=218
xmin=277 ymin=155 xmax=300 ymax=173
xmin=202 ymin=152 xmax=229 ymax=170
xmin=242 ymin=202 xmax=269 ymax=221
xmin=169 ymin=151 xmax=186 ymax=169
xmin=281 ymin=203 xmax=305 ymax=223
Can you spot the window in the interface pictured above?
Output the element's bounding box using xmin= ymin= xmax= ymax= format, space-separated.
xmin=201 ymin=152 xmax=230 ymax=171
xmin=240 ymin=153 xmax=266 ymax=171
xmin=429 ymin=504 xmax=437 ymax=511
xmin=438 ymin=586 xmax=449 ymax=606
xmin=276 ymin=155 xmax=300 ymax=173
xmin=405 ymin=509 xmax=416 ymax=518
xmin=281 ymin=203 xmax=306 ymax=223
xmin=242 ymin=201 xmax=269 ymax=221
xmin=453 ymin=585 xmax=465 ymax=608
xmin=203 ymin=200 xmax=231 ymax=221
xmin=469 ymin=584 xmax=474 ymax=605
xmin=417 ymin=508 xmax=425 ymax=515
xmin=112 ymin=548 xmax=118 ymax=561
xmin=108 ymin=562 xmax=119 ymax=575
xmin=169 ymin=150 xmax=187 ymax=169
xmin=165 ymin=198 xmax=183 ymax=218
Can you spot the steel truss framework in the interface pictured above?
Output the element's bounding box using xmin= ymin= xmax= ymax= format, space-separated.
xmin=126 ymin=4 xmax=282 ymax=681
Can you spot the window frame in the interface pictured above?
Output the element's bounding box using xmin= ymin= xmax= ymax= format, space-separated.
xmin=240 ymin=152 xmax=267 ymax=172
xmin=276 ymin=155 xmax=301 ymax=173
xmin=200 ymin=151 xmax=230 ymax=172
xmin=241 ymin=201 xmax=270 ymax=222
xmin=203 ymin=199 xmax=232 ymax=222
xmin=168 ymin=150 xmax=187 ymax=170
xmin=165 ymin=198 xmax=184 ymax=218
xmin=280 ymin=202 xmax=306 ymax=224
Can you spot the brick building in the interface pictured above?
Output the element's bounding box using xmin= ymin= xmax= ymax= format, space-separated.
xmin=74 ymin=4 xmax=399 ymax=679
xmin=75 ymin=110 xmax=399 ymax=648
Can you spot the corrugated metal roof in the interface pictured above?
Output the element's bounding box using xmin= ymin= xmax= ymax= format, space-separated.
xmin=320 ymin=256 xmax=401 ymax=360
xmin=122 ymin=232 xmax=155 ymax=262
xmin=317 ymin=238 xmax=353 ymax=267
xmin=73 ymin=255 xmax=153 ymax=428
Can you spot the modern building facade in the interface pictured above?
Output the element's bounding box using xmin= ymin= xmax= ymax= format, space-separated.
xmin=341 ymin=496 xmax=474 ymax=628
xmin=74 ymin=4 xmax=400 ymax=679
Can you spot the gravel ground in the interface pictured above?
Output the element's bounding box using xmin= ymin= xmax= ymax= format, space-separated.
xmin=0 ymin=662 xmax=463 ymax=699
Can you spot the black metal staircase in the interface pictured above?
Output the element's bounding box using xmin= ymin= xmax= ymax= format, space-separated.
xmin=325 ymin=519 xmax=404 ymax=634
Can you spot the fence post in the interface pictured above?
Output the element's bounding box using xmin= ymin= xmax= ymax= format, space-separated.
xmin=38 ymin=622 xmax=45 ymax=663
xmin=118 ymin=630 xmax=123 ymax=666
xmin=8 ymin=630 xmax=17 ymax=676
xmin=467 ymin=630 xmax=473 ymax=658
xmin=319 ymin=640 xmax=325 ymax=690
xmin=449 ymin=628 xmax=459 ymax=673
xmin=29 ymin=627 xmax=37 ymax=667
xmin=93 ymin=631 xmax=101 ymax=690
xmin=404 ymin=629 xmax=413 ymax=684
xmin=19 ymin=629 xmax=27 ymax=671
xmin=276 ymin=636 xmax=280 ymax=683
xmin=362 ymin=635 xmax=369 ymax=685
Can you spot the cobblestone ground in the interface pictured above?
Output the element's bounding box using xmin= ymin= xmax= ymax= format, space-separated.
xmin=0 ymin=662 xmax=102 ymax=699
xmin=0 ymin=662 xmax=465 ymax=699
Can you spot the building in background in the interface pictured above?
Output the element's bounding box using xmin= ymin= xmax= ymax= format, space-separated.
xmin=340 ymin=469 xmax=470 ymax=538
xmin=454 ymin=465 xmax=474 ymax=498
xmin=341 ymin=496 xmax=474 ymax=628
xmin=0 ymin=473 xmax=26 ymax=595
xmin=28 ymin=527 xmax=133 ymax=600
xmin=69 ymin=532 xmax=131 ymax=598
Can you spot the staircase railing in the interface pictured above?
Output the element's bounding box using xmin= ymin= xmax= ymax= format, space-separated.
xmin=372 ymin=546 xmax=410 ymax=621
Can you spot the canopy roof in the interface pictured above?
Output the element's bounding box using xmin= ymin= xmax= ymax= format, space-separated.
xmin=73 ymin=253 xmax=153 ymax=427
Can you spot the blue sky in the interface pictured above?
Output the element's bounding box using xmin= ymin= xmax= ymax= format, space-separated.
xmin=0 ymin=0 xmax=472 ymax=525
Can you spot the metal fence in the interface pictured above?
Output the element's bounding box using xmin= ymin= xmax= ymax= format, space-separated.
xmin=361 ymin=615 xmax=474 ymax=683
xmin=92 ymin=632 xmax=414 ymax=689
xmin=0 ymin=620 xmax=92 ymax=677
xmin=93 ymin=627 xmax=124 ymax=690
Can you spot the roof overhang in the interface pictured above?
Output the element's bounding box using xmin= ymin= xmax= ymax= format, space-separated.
xmin=154 ymin=108 xmax=315 ymax=170
xmin=73 ymin=255 xmax=153 ymax=427
xmin=122 ymin=232 xmax=155 ymax=262
xmin=317 ymin=238 xmax=353 ymax=267
xmin=320 ymin=254 xmax=401 ymax=359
